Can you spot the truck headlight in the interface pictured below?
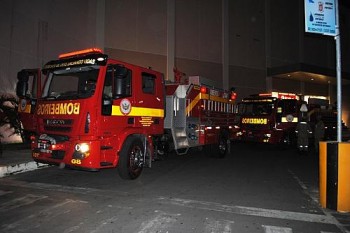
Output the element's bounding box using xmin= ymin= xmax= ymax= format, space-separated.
xmin=75 ymin=143 xmax=90 ymax=153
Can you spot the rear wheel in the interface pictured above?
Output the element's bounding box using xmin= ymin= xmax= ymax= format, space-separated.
xmin=118 ymin=136 xmax=144 ymax=180
xmin=218 ymin=136 xmax=228 ymax=158
xmin=279 ymin=131 xmax=296 ymax=150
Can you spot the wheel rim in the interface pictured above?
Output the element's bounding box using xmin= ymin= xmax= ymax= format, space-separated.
xmin=219 ymin=139 xmax=227 ymax=154
xmin=129 ymin=145 xmax=143 ymax=175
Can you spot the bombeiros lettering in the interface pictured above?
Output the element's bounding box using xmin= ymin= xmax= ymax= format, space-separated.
xmin=241 ymin=118 xmax=267 ymax=125
xmin=37 ymin=103 xmax=80 ymax=115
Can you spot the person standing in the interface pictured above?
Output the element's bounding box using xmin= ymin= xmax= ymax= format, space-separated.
xmin=296 ymin=116 xmax=312 ymax=153
xmin=314 ymin=115 xmax=325 ymax=152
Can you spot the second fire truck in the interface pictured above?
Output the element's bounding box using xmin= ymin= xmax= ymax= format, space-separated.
xmin=16 ymin=48 xmax=237 ymax=179
xmin=234 ymin=92 xmax=301 ymax=146
xmin=234 ymin=92 xmax=340 ymax=146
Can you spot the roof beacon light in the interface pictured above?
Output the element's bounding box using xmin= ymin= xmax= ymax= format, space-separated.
xmin=231 ymin=92 xmax=237 ymax=100
xmin=200 ymin=86 xmax=207 ymax=94
xmin=59 ymin=48 xmax=103 ymax=59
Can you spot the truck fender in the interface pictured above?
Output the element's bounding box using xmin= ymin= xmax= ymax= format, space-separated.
xmin=116 ymin=128 xmax=153 ymax=160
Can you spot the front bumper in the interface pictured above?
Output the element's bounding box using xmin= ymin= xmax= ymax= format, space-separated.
xmin=31 ymin=136 xmax=105 ymax=170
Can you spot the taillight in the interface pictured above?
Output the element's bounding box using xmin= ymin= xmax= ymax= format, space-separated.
xmin=30 ymin=135 xmax=36 ymax=144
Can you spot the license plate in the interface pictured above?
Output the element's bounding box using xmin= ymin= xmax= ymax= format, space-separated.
xmin=38 ymin=140 xmax=50 ymax=150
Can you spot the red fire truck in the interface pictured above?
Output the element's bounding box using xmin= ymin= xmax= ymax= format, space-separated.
xmin=234 ymin=92 xmax=344 ymax=146
xmin=16 ymin=48 xmax=237 ymax=179
xmin=234 ymin=92 xmax=301 ymax=145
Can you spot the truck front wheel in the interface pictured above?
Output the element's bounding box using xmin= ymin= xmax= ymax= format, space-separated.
xmin=118 ymin=136 xmax=144 ymax=180
xmin=218 ymin=136 xmax=229 ymax=158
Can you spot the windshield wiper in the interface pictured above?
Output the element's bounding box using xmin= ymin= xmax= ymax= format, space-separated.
xmin=43 ymin=91 xmax=93 ymax=100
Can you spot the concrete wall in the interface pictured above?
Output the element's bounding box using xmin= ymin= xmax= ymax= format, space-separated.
xmin=267 ymin=0 xmax=345 ymax=72
xmin=268 ymin=0 xmax=302 ymax=67
xmin=229 ymin=0 xmax=266 ymax=99
xmin=0 ymin=0 xmax=100 ymax=94
xmin=105 ymin=0 xmax=224 ymax=86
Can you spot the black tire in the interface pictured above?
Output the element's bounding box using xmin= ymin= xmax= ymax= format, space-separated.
xmin=280 ymin=131 xmax=297 ymax=150
xmin=118 ymin=136 xmax=144 ymax=180
xmin=217 ymin=136 xmax=228 ymax=158
xmin=21 ymin=131 xmax=32 ymax=144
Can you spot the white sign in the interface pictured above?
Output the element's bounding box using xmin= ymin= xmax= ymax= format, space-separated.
xmin=305 ymin=0 xmax=336 ymax=36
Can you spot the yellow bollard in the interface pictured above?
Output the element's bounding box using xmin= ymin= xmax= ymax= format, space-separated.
xmin=338 ymin=142 xmax=350 ymax=212
xmin=319 ymin=141 xmax=350 ymax=212
xmin=319 ymin=141 xmax=327 ymax=208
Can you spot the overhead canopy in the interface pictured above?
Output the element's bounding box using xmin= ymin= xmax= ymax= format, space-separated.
xmin=267 ymin=63 xmax=350 ymax=85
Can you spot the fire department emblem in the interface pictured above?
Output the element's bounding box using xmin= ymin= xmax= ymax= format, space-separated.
xmin=120 ymin=99 xmax=131 ymax=115
xmin=286 ymin=114 xmax=294 ymax=123
xmin=20 ymin=99 xmax=27 ymax=111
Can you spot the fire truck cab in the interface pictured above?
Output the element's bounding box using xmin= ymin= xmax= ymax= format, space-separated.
xmin=235 ymin=92 xmax=300 ymax=145
xmin=17 ymin=48 xmax=165 ymax=179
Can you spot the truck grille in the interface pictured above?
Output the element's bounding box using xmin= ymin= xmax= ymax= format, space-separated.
xmin=44 ymin=119 xmax=73 ymax=132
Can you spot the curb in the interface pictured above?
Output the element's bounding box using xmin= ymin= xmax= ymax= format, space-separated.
xmin=0 ymin=161 xmax=49 ymax=178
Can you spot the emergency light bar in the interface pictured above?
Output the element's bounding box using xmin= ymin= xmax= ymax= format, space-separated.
xmin=259 ymin=92 xmax=298 ymax=100
xmin=59 ymin=48 xmax=103 ymax=59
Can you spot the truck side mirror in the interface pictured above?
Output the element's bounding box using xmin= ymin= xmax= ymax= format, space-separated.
xmin=17 ymin=70 xmax=29 ymax=82
xmin=16 ymin=70 xmax=29 ymax=97
xmin=16 ymin=81 xmax=28 ymax=98
xmin=113 ymin=65 xmax=130 ymax=98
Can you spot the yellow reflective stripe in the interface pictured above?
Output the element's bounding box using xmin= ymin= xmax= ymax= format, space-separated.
xmin=112 ymin=106 xmax=164 ymax=117
xmin=201 ymin=93 xmax=209 ymax=100
xmin=210 ymin=95 xmax=229 ymax=103
xmin=281 ymin=117 xmax=298 ymax=123
xmin=186 ymin=93 xmax=230 ymax=115
xmin=186 ymin=93 xmax=201 ymax=116
xmin=199 ymin=93 xmax=229 ymax=103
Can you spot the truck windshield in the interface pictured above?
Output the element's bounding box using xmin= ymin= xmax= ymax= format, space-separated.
xmin=237 ymin=102 xmax=274 ymax=115
xmin=42 ymin=66 xmax=100 ymax=100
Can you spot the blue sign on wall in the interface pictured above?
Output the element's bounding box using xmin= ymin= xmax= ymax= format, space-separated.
xmin=305 ymin=0 xmax=336 ymax=36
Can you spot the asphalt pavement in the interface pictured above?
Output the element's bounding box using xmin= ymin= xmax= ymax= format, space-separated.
xmin=0 ymin=143 xmax=48 ymax=178
xmin=0 ymin=142 xmax=349 ymax=232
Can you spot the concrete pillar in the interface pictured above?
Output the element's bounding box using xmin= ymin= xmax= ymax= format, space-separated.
xmin=222 ymin=0 xmax=229 ymax=89
xmin=266 ymin=76 xmax=273 ymax=92
xmin=264 ymin=0 xmax=271 ymax=68
xmin=167 ymin=0 xmax=175 ymax=82
xmin=96 ymin=0 xmax=105 ymax=49
xmin=328 ymin=81 xmax=332 ymax=104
